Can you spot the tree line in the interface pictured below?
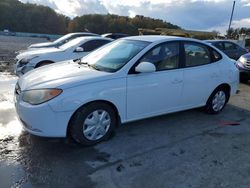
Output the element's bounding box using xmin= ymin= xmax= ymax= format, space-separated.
xmin=0 ymin=0 xmax=180 ymax=35
xmin=227 ymin=28 xmax=250 ymax=39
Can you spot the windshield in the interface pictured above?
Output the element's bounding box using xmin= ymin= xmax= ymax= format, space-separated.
xmin=59 ymin=38 xmax=85 ymax=50
xmin=82 ymin=39 xmax=150 ymax=72
xmin=53 ymin=33 xmax=74 ymax=44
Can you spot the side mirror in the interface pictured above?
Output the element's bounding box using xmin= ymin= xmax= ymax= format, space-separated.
xmin=75 ymin=47 xmax=84 ymax=52
xmin=135 ymin=62 xmax=156 ymax=73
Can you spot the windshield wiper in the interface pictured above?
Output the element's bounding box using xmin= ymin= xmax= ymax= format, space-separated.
xmin=77 ymin=60 xmax=100 ymax=71
xmin=76 ymin=59 xmax=88 ymax=65
xmin=88 ymin=64 xmax=101 ymax=71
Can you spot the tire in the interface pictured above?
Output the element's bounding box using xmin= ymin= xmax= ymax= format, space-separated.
xmin=205 ymin=87 xmax=229 ymax=114
xmin=240 ymin=75 xmax=249 ymax=83
xmin=69 ymin=102 xmax=117 ymax=146
xmin=36 ymin=61 xmax=53 ymax=68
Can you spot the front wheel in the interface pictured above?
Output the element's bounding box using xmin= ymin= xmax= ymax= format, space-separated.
xmin=69 ymin=102 xmax=117 ymax=145
xmin=205 ymin=88 xmax=229 ymax=114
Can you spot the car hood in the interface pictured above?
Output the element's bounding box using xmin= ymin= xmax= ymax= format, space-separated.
xmin=16 ymin=47 xmax=62 ymax=60
xmin=242 ymin=53 xmax=250 ymax=59
xmin=18 ymin=61 xmax=114 ymax=90
xmin=29 ymin=42 xmax=54 ymax=48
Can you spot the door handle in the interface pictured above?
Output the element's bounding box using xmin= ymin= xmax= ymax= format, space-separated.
xmin=172 ymin=79 xmax=183 ymax=84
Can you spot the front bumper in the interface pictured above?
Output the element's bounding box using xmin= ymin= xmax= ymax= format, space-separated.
xmin=14 ymin=91 xmax=73 ymax=137
xmin=237 ymin=62 xmax=250 ymax=76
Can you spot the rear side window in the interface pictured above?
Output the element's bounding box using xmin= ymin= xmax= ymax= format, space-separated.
xmin=224 ymin=42 xmax=237 ymax=50
xmin=184 ymin=43 xmax=211 ymax=67
xmin=213 ymin=42 xmax=224 ymax=50
xmin=81 ymin=40 xmax=110 ymax=52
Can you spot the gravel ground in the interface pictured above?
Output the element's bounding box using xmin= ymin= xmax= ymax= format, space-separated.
xmin=0 ymin=35 xmax=47 ymax=73
xmin=0 ymin=36 xmax=250 ymax=188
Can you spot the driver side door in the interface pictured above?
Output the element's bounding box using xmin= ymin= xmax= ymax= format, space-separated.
xmin=126 ymin=42 xmax=184 ymax=121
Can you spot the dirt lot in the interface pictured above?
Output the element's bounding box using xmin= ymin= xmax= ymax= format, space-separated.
xmin=0 ymin=35 xmax=47 ymax=73
xmin=0 ymin=36 xmax=250 ymax=188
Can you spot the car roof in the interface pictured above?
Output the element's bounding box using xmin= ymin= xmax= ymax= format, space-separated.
xmin=102 ymin=33 xmax=128 ymax=36
xmin=123 ymin=35 xmax=201 ymax=43
xmin=205 ymin=40 xmax=236 ymax=43
xmin=71 ymin=36 xmax=113 ymax=42
xmin=70 ymin=32 xmax=100 ymax=36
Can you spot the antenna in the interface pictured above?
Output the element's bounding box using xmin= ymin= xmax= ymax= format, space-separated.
xmin=228 ymin=1 xmax=236 ymax=37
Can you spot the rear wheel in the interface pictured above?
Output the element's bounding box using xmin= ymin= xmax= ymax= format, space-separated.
xmin=205 ymin=87 xmax=229 ymax=114
xmin=69 ymin=102 xmax=117 ymax=145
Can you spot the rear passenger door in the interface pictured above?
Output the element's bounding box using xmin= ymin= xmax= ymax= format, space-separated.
xmin=181 ymin=42 xmax=222 ymax=108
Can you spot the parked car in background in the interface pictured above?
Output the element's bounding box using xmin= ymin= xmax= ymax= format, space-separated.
xmin=14 ymin=37 xmax=112 ymax=76
xmin=14 ymin=36 xmax=239 ymax=145
xmin=3 ymin=29 xmax=16 ymax=36
xmin=237 ymin=53 xmax=250 ymax=81
xmin=102 ymin=33 xmax=129 ymax=39
xmin=205 ymin=40 xmax=247 ymax=60
xmin=28 ymin=32 xmax=100 ymax=49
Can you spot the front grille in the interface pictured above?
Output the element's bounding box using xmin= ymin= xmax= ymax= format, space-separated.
xmin=245 ymin=61 xmax=250 ymax=68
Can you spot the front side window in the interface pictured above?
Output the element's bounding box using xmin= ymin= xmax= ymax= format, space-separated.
xmin=81 ymin=40 xmax=110 ymax=52
xmin=139 ymin=42 xmax=179 ymax=71
xmin=83 ymin=39 xmax=150 ymax=72
xmin=184 ymin=43 xmax=211 ymax=67
xmin=224 ymin=42 xmax=237 ymax=50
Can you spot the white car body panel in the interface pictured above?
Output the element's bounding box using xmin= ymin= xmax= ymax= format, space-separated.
xmin=29 ymin=42 xmax=53 ymax=48
xmin=14 ymin=36 xmax=239 ymax=138
xmin=126 ymin=69 xmax=184 ymax=121
xmin=181 ymin=62 xmax=222 ymax=108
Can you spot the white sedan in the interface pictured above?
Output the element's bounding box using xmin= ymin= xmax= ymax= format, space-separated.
xmin=14 ymin=36 xmax=239 ymax=145
xmin=14 ymin=36 xmax=113 ymax=76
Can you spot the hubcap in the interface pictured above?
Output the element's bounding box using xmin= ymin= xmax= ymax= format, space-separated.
xmin=83 ymin=110 xmax=111 ymax=141
xmin=212 ymin=91 xmax=226 ymax=112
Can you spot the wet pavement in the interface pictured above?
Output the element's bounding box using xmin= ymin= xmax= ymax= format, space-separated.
xmin=0 ymin=70 xmax=250 ymax=187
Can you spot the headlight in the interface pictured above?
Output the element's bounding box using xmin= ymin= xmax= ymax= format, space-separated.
xmin=238 ymin=56 xmax=247 ymax=64
xmin=22 ymin=89 xmax=62 ymax=105
xmin=19 ymin=56 xmax=39 ymax=66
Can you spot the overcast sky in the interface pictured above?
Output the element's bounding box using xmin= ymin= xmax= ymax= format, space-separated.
xmin=19 ymin=0 xmax=250 ymax=34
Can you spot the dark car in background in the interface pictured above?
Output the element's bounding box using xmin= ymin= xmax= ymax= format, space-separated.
xmin=29 ymin=32 xmax=100 ymax=49
xmin=206 ymin=40 xmax=247 ymax=60
xmin=237 ymin=53 xmax=250 ymax=82
xmin=102 ymin=33 xmax=129 ymax=40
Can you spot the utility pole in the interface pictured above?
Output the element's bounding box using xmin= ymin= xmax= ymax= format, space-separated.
xmin=227 ymin=1 xmax=236 ymax=37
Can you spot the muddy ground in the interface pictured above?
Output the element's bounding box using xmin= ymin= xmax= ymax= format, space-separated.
xmin=0 ymin=35 xmax=250 ymax=188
